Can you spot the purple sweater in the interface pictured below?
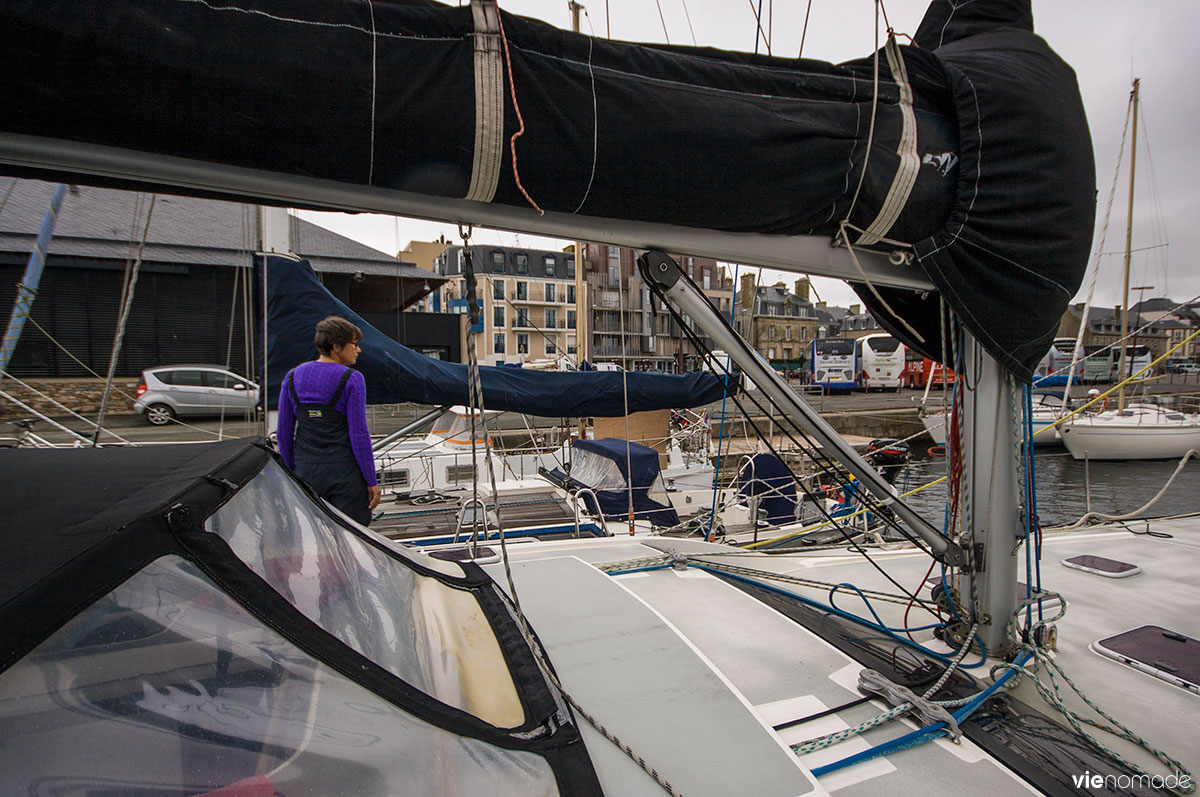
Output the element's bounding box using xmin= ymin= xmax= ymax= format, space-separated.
xmin=277 ymin=361 xmax=377 ymax=487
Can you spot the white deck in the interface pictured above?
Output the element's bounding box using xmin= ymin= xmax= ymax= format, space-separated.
xmin=470 ymin=514 xmax=1200 ymax=795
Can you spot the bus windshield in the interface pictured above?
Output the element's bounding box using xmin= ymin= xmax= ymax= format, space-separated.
xmin=813 ymin=339 xmax=853 ymax=356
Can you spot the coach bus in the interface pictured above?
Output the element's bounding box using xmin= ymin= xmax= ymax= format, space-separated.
xmin=809 ymin=338 xmax=856 ymax=391
xmin=854 ymin=334 xmax=905 ymax=391
xmin=902 ymin=349 xmax=957 ymax=389
xmin=1032 ymin=338 xmax=1085 ymax=387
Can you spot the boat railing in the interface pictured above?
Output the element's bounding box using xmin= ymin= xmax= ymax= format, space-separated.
xmin=452 ymin=497 xmax=495 ymax=546
xmin=571 ymin=487 xmax=609 ymax=538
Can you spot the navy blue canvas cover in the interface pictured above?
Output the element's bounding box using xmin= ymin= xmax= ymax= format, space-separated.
xmin=737 ymin=453 xmax=798 ymax=527
xmin=264 ymin=256 xmax=733 ymax=415
xmin=571 ymin=439 xmax=679 ymax=528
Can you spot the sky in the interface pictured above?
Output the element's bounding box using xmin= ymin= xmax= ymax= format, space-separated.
xmin=296 ymin=0 xmax=1199 ymax=312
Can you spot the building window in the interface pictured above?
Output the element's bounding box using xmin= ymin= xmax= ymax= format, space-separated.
xmin=546 ymin=309 xmax=557 ymax=328
xmin=517 ymin=309 xmax=529 ymax=327
xmin=566 ymin=255 xmax=576 ymax=279
xmin=492 ymin=279 xmax=504 ymax=300
xmin=493 ymin=306 xmax=504 ymax=328
xmin=517 ymin=333 xmax=529 ymax=354
xmin=567 ymin=309 xmax=577 ymax=329
xmin=785 ymin=326 xmax=792 ymax=340
xmin=545 ymin=283 xmax=556 ymax=303
xmin=543 ymin=254 xmax=556 ymax=276
xmin=768 ymin=348 xmax=776 ymax=359
xmin=491 ymin=250 xmax=505 ymax=272
xmin=516 ymin=281 xmax=528 ymax=300
xmin=545 ymin=339 xmax=557 ymax=355
xmin=567 ymin=284 xmax=576 ymax=303
xmin=514 ymin=252 xmax=528 ymax=274
xmin=703 ymin=268 xmax=712 ymax=290
xmin=607 ymin=247 xmax=620 ymax=284
xmin=769 ymin=325 xmax=777 ymax=340
xmin=493 ymin=333 xmax=505 ymax=354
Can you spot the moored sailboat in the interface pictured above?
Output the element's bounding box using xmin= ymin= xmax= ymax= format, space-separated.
xmin=4 ymin=2 xmax=1199 ymax=795
xmin=1060 ymin=79 xmax=1200 ymax=460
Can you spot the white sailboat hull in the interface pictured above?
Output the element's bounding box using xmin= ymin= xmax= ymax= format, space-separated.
xmin=1060 ymin=410 xmax=1200 ymax=460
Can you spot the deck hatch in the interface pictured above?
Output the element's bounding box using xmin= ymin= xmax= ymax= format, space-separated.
xmin=1061 ymin=554 xmax=1141 ymax=578
xmin=1092 ymin=625 xmax=1200 ymax=693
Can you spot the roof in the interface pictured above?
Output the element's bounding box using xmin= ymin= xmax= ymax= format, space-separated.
xmin=0 ymin=178 xmax=441 ymax=281
xmin=1130 ymin=297 xmax=1179 ymax=313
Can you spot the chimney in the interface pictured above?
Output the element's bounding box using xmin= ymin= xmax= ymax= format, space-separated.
xmin=850 ymin=304 xmax=861 ymax=316
xmin=794 ymin=277 xmax=810 ymax=302
xmin=816 ymin=301 xmax=827 ymax=311
xmin=740 ymin=274 xmax=757 ymax=309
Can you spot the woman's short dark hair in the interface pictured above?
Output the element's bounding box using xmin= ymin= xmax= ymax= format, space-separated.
xmin=314 ymin=316 xmax=362 ymax=355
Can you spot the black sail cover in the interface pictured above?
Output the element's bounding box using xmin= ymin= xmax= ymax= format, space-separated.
xmin=0 ymin=0 xmax=1093 ymax=380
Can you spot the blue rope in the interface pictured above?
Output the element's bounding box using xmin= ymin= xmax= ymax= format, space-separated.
xmin=828 ymin=582 xmax=943 ymax=634
xmin=697 ymin=566 xmax=987 ymax=669
xmin=1022 ymin=385 xmax=1036 ymax=630
xmin=809 ymin=651 xmax=1033 ymax=777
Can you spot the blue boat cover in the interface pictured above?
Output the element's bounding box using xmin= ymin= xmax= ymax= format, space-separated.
xmin=264 ymin=257 xmax=735 ymax=415
xmin=570 ymin=439 xmax=679 ymax=528
xmin=737 ymin=453 xmax=798 ymax=527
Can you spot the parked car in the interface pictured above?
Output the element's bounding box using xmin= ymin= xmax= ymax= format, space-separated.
xmin=134 ymin=365 xmax=260 ymax=425
xmin=1179 ymin=363 xmax=1200 ymax=374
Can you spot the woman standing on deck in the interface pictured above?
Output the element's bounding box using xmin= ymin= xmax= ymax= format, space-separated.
xmin=277 ymin=316 xmax=381 ymax=525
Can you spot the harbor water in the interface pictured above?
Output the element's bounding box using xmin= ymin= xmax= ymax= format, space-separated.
xmin=896 ymin=449 xmax=1200 ymax=527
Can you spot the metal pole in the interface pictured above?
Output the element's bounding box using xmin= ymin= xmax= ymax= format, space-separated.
xmin=1117 ymin=78 xmax=1138 ymax=410
xmin=639 ymin=251 xmax=963 ymax=565
xmin=1 ymin=183 xmax=68 ymax=374
xmin=372 ymin=404 xmax=450 ymax=451
xmin=961 ymin=334 xmax=1021 ymax=654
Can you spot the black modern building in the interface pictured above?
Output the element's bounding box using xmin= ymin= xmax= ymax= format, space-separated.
xmin=0 ymin=180 xmax=456 ymax=379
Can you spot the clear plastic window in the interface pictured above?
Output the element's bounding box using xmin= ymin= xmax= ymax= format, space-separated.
xmin=205 ymin=461 xmax=525 ymax=727
xmin=0 ymin=556 xmax=557 ymax=796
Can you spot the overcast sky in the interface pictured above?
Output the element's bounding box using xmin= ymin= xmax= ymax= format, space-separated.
xmin=297 ymin=0 xmax=1198 ymax=312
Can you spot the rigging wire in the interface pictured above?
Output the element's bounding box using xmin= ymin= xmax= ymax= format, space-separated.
xmin=93 ymin=194 xmax=155 ymax=446
xmin=747 ymin=0 xmax=770 ymax=54
xmin=617 ymin=248 xmax=635 ymax=533
xmin=457 ymin=227 xmax=683 ymax=797
xmin=797 ymin=0 xmax=813 ymax=58
xmin=642 ymin=261 xmax=943 ymax=616
xmin=677 ymin=0 xmax=697 ymax=46
xmin=653 ymin=0 xmax=671 ymax=44
xmin=0 ymin=178 xmax=17 ymax=218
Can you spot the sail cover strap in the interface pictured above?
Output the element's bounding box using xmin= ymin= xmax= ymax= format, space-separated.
xmin=855 ymin=36 xmax=920 ymax=247
xmin=467 ymin=0 xmax=504 ymax=202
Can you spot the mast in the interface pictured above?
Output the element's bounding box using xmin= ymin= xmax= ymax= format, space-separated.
xmin=259 ymin=206 xmax=291 ymax=435
xmin=0 ymin=183 xmax=69 ymax=376
xmin=569 ymin=2 xmax=587 ymax=368
xmin=1117 ymin=79 xmax=1139 ymax=410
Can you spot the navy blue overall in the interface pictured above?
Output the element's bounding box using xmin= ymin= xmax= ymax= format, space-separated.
xmin=287 ymin=367 xmax=371 ymax=525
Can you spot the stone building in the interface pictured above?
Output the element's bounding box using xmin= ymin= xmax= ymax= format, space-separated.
xmin=579 ymin=244 xmax=733 ymax=372
xmin=733 ymin=276 xmax=822 ymax=366
xmin=436 ymin=244 xmax=582 ymax=367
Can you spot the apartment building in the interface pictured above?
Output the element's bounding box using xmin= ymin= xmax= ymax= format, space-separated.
xmin=580 ymin=244 xmax=733 ymax=372
xmin=733 ymin=276 xmax=824 ymax=366
xmin=435 ymin=244 xmax=582 ymax=366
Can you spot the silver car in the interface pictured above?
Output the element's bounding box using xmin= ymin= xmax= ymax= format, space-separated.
xmin=134 ymin=365 xmax=260 ymax=425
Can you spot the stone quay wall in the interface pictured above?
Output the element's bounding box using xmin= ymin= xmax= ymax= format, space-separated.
xmin=0 ymin=378 xmax=142 ymax=421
